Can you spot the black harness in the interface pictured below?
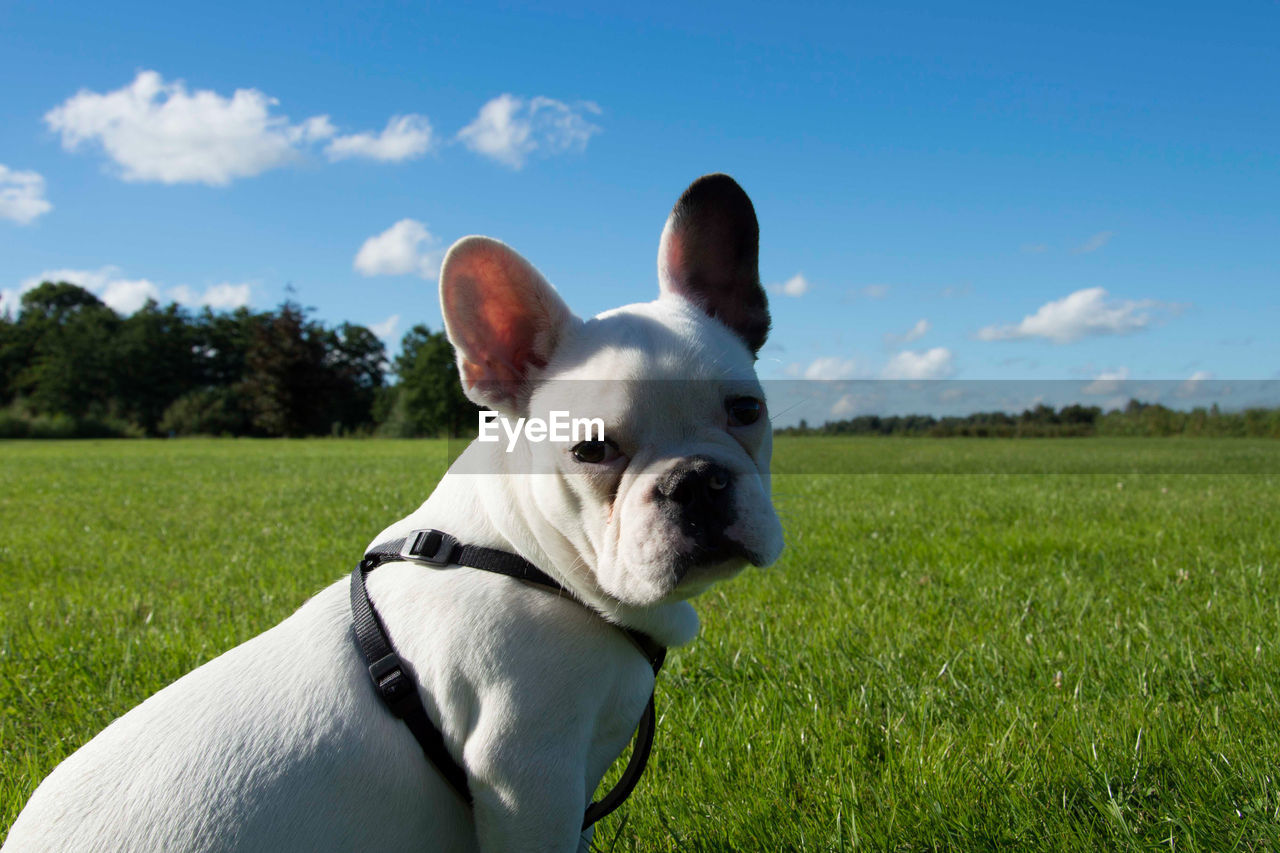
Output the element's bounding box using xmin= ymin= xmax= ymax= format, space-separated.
xmin=349 ymin=529 xmax=667 ymax=830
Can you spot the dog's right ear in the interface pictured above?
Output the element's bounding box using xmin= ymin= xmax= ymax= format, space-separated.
xmin=440 ymin=236 xmax=577 ymax=415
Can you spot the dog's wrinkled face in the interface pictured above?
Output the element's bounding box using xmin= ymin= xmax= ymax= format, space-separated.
xmin=441 ymin=174 xmax=784 ymax=607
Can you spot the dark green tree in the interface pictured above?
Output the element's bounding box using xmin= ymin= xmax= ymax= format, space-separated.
xmin=112 ymin=300 xmax=199 ymax=433
xmin=13 ymin=282 xmax=119 ymax=418
xmin=240 ymin=302 xmax=334 ymax=436
xmin=324 ymin=322 xmax=386 ymax=433
xmin=389 ymin=325 xmax=477 ymax=437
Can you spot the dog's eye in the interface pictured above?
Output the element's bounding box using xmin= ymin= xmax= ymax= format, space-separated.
xmin=571 ymin=439 xmax=619 ymax=464
xmin=726 ymin=396 xmax=763 ymax=427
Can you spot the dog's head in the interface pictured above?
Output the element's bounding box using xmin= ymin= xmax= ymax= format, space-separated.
xmin=440 ymin=174 xmax=783 ymax=608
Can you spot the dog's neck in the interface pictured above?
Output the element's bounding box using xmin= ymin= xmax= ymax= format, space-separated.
xmin=386 ymin=439 xmax=701 ymax=649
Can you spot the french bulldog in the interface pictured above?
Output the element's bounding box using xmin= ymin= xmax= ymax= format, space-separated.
xmin=3 ymin=174 xmax=784 ymax=853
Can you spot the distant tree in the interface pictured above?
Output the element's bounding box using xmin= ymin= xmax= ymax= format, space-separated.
xmin=112 ymin=300 xmax=199 ymax=433
xmin=14 ymin=282 xmax=119 ymax=418
xmin=241 ymin=302 xmax=334 ymax=436
xmin=159 ymin=386 xmax=253 ymax=436
xmin=389 ymin=325 xmax=477 ymax=437
xmin=324 ymin=322 xmax=386 ymax=433
xmin=191 ymin=306 xmax=264 ymax=389
xmin=0 ymin=309 xmax=21 ymax=405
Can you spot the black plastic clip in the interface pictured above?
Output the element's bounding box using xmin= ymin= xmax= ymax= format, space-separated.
xmin=368 ymin=652 xmax=415 ymax=716
xmin=402 ymin=529 xmax=459 ymax=566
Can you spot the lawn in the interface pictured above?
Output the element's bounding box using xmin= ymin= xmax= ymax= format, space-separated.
xmin=2 ymin=438 xmax=1279 ymax=850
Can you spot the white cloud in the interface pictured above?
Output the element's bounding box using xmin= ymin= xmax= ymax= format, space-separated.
xmin=8 ymin=267 xmax=112 ymax=314
xmin=11 ymin=266 xmax=158 ymax=314
xmin=458 ymin=94 xmax=602 ymax=169
xmin=170 ymin=282 xmax=252 ymax=309
xmin=830 ymin=394 xmax=859 ymax=417
xmin=881 ymin=347 xmax=955 ymax=380
xmin=1073 ymin=231 xmax=1114 ymax=254
xmin=0 ymin=165 xmax=53 ymax=224
xmin=369 ymin=314 xmax=400 ymax=340
xmin=976 ymin=287 xmax=1166 ymax=344
xmin=1082 ymin=367 xmax=1130 ymax=396
xmin=44 ymin=70 xmax=339 ymax=185
xmin=326 ymin=114 xmax=434 ymax=163
xmin=101 ymin=278 xmax=162 ymax=313
xmin=1021 ymin=243 xmax=1048 ymax=254
xmin=199 ymin=282 xmax=252 ymax=309
xmin=885 ymin=318 xmax=929 ymax=347
xmin=43 ymin=70 xmax=439 ymax=184
xmin=11 ymin=266 xmax=252 ymax=315
xmin=1175 ymin=370 xmax=1215 ymax=399
xmin=19 ymin=266 xmax=115 ymax=294
xmin=770 ymin=273 xmax=809 ymax=298
xmin=797 ymin=356 xmax=861 ymax=380
xmin=354 ymin=219 xmax=440 ymax=279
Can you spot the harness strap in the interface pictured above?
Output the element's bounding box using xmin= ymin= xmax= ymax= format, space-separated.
xmin=350 ymin=529 xmax=667 ymax=831
xmin=350 ymin=558 xmax=472 ymax=801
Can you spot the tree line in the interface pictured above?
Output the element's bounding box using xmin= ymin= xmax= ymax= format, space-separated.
xmin=5 ymin=282 xmax=1275 ymax=441
xmin=777 ymin=400 xmax=1280 ymax=439
xmin=0 ymin=281 xmax=476 ymax=438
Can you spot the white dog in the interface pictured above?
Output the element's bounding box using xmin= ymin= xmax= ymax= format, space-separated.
xmin=3 ymin=174 xmax=784 ymax=853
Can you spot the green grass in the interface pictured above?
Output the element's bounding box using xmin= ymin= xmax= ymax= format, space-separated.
xmin=3 ymin=437 xmax=1279 ymax=850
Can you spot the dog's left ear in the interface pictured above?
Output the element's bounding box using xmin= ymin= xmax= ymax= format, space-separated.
xmin=658 ymin=173 xmax=770 ymax=353
xmin=440 ymin=236 xmax=577 ymax=414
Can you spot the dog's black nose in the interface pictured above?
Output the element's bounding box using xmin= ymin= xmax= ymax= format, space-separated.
xmin=655 ymin=457 xmax=736 ymax=550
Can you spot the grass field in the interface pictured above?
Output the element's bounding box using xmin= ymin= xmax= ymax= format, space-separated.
xmin=2 ymin=437 xmax=1279 ymax=851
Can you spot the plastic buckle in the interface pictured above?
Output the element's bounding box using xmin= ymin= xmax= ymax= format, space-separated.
xmin=368 ymin=652 xmax=414 ymax=716
xmin=402 ymin=529 xmax=458 ymax=566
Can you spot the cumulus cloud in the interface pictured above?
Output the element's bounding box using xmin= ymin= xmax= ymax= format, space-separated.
xmin=354 ymin=219 xmax=440 ymax=279
xmin=43 ymin=70 xmax=440 ymax=184
xmin=1082 ymin=367 xmax=1130 ymax=396
xmin=1175 ymin=370 xmax=1214 ymax=399
xmin=770 ymin=273 xmax=810 ymax=298
xmin=881 ymin=347 xmax=955 ymax=380
xmin=885 ymin=318 xmax=929 ymax=347
xmin=101 ymin=278 xmax=162 ymax=313
xmin=830 ymin=394 xmax=859 ymax=417
xmin=325 ymin=114 xmax=434 ymax=162
xmin=8 ymin=268 xmax=115 ymax=315
xmin=1073 ymin=231 xmax=1114 ymax=254
xmin=976 ymin=287 xmax=1167 ymax=344
xmin=169 ymin=282 xmax=252 ymax=310
xmin=19 ymin=266 xmax=115 ymax=294
xmin=11 ymin=266 xmax=159 ymax=314
xmin=0 ymin=165 xmax=53 ymax=224
xmin=44 ymin=71 xmax=339 ymax=185
xmin=458 ymin=94 xmax=602 ymax=169
xmin=369 ymin=314 xmax=400 ymax=341
xmin=8 ymin=266 xmax=252 ymax=316
xmin=795 ymin=356 xmax=862 ymax=380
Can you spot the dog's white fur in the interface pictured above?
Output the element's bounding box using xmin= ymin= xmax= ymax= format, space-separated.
xmin=3 ymin=176 xmax=783 ymax=853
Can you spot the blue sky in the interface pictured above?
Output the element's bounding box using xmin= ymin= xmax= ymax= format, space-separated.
xmin=2 ymin=1 xmax=1277 ymax=405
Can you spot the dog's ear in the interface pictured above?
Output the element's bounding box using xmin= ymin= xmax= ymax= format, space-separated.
xmin=440 ymin=236 xmax=577 ymax=414
xmin=657 ymin=173 xmax=770 ymax=353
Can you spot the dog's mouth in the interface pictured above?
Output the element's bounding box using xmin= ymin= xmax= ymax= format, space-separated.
xmin=671 ymin=536 xmax=760 ymax=584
